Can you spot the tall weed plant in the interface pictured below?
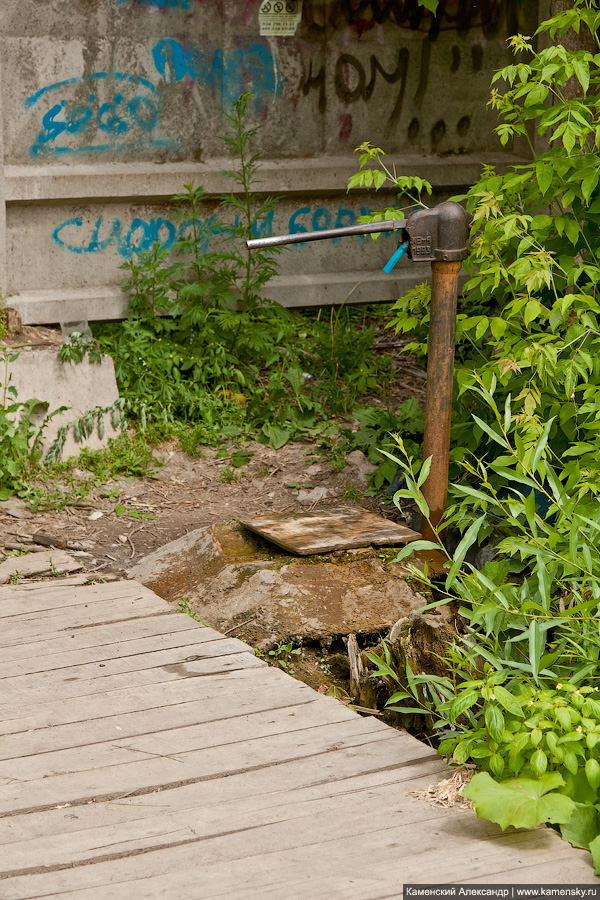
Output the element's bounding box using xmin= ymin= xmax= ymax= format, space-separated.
xmin=98 ymin=93 xmax=394 ymax=450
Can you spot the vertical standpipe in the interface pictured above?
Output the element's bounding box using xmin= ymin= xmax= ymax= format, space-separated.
xmin=403 ymin=201 xmax=471 ymax=538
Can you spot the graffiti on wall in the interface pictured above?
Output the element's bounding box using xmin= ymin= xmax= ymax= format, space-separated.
xmin=25 ymin=38 xmax=279 ymax=158
xmin=151 ymin=38 xmax=280 ymax=106
xmin=301 ymin=0 xmax=517 ymax=40
xmin=303 ymin=48 xmax=410 ymax=122
xmin=21 ymin=0 xmax=522 ymax=162
xmin=302 ymin=39 xmax=476 ymax=149
xmin=51 ymin=205 xmax=393 ymax=259
xmin=25 ymin=73 xmax=181 ymax=159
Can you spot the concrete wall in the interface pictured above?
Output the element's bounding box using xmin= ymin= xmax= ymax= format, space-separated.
xmin=0 ymin=0 xmax=540 ymax=324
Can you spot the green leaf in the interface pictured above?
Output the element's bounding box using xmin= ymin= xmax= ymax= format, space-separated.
xmin=529 ymin=619 xmax=544 ymax=685
xmin=531 ymin=416 xmax=555 ymax=471
xmin=450 ymin=690 xmax=480 ymax=720
xmin=536 ymin=161 xmax=553 ymax=195
xmin=524 ymin=299 xmax=542 ymax=327
xmin=416 ymin=455 xmax=432 ymax=488
xmin=114 ymin=504 xmax=125 ymax=517
xmin=493 ymin=685 xmax=524 ymax=717
xmin=445 ymin=514 xmax=486 ymax=589
xmin=589 ymin=834 xmax=600 ymax=876
xmin=530 ymin=748 xmax=548 ymax=776
xmin=472 ymin=415 xmax=510 ymax=450
xmin=485 ymin=703 xmax=505 ymax=742
xmin=393 ymin=539 xmax=442 ymax=562
xmin=463 ymin=772 xmax=575 ymax=831
xmin=586 ymin=758 xmax=600 ymax=792
xmin=384 ymin=705 xmax=429 ymax=715
xmin=561 ymin=803 xmax=598 ymax=851
xmin=261 ymin=423 xmax=290 ymax=450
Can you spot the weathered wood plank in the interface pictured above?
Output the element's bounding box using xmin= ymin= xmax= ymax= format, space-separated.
xmin=1 ymin=579 xmax=596 ymax=897
xmin=0 ymin=608 xmax=211 ymax=649
xmin=1 ymin=809 xmax=596 ymax=900
xmin=0 ymin=757 xmax=448 ymax=871
xmin=0 ymin=641 xmax=257 ymax=707
xmin=0 ymin=743 xmax=443 ymax=846
xmin=0 ymin=630 xmax=253 ymax=677
xmin=0 ymin=695 xmax=365 ymax=781
xmin=0 ymin=580 xmax=153 ymax=616
xmin=0 ymin=666 xmax=284 ymax=733
xmin=0 ymin=649 xmax=264 ymax=709
xmin=0 ymin=689 xmax=321 ymax=761
xmin=0 ymin=721 xmax=396 ymax=815
xmin=0 ymin=597 xmax=181 ymax=641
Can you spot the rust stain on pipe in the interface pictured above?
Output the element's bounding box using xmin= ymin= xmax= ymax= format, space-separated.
xmin=420 ymin=259 xmax=462 ymax=541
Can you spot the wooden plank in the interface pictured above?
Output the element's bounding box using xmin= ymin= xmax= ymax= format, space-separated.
xmin=1 ymin=578 xmax=596 ymax=896
xmin=0 ymin=741 xmax=443 ymax=846
xmin=0 ymin=580 xmax=153 ymax=616
xmin=0 ymin=607 xmax=199 ymax=649
xmin=1 ymin=804 xmax=595 ymax=900
xmin=0 ymin=630 xmax=252 ymax=677
xmin=0 ymin=595 xmax=176 ymax=639
xmin=0 ymin=550 xmax=82 ymax=583
xmin=0 ymin=634 xmax=255 ymax=695
xmin=0 ymin=720 xmax=395 ymax=815
xmin=0 ymin=666 xmax=285 ymax=733
xmin=0 ymin=684 xmax=321 ymax=760
xmin=0 ymin=766 xmax=457 ymax=874
xmin=0 ymin=649 xmax=264 ymax=709
xmin=0 ymin=700 xmax=386 ymax=785
xmin=240 ymin=507 xmax=419 ymax=555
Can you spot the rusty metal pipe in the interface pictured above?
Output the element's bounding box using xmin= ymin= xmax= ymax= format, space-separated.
xmin=420 ymin=259 xmax=462 ymax=540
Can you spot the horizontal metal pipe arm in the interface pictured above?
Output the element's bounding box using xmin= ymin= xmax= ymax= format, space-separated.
xmin=246 ymin=218 xmax=405 ymax=250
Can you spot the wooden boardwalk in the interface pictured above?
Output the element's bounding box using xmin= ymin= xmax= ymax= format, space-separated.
xmin=0 ymin=579 xmax=596 ymax=898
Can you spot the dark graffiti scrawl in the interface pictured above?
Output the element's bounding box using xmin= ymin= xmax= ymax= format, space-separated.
xmin=302 ymin=0 xmax=518 ymax=40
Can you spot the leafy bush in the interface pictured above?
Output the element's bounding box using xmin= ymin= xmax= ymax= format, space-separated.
xmin=354 ymin=5 xmax=600 ymax=863
xmin=372 ymin=379 xmax=600 ymax=869
xmin=353 ymin=2 xmax=600 ymax=496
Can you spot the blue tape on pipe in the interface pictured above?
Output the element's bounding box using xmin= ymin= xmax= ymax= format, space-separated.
xmin=383 ymin=240 xmax=409 ymax=274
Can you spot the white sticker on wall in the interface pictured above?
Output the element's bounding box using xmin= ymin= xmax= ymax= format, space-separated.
xmin=259 ymin=0 xmax=303 ymax=36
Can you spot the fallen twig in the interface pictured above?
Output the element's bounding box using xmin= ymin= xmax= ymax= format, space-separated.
xmin=224 ymin=615 xmax=258 ymax=635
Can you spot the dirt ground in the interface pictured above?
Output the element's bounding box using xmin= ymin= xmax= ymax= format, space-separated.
xmin=0 ymin=440 xmax=420 ymax=697
xmin=0 ymin=439 xmax=409 ymax=573
xmin=0 ymin=323 xmax=429 ymax=698
xmin=0 ymin=320 xmax=425 ymax=582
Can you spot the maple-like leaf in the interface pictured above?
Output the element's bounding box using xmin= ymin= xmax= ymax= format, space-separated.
xmin=463 ymin=772 xmax=575 ymax=831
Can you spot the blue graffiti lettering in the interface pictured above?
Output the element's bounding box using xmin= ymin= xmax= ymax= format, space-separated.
xmin=312 ymin=207 xmax=333 ymax=230
xmin=51 ymin=206 xmax=395 ymax=261
xmin=152 ymin=38 xmax=280 ymax=107
xmin=288 ymin=207 xmax=311 ymax=235
xmin=251 ymin=210 xmax=274 ymax=239
xmin=25 ymin=73 xmax=178 ymax=159
xmin=52 ymin=215 xmax=218 ymax=259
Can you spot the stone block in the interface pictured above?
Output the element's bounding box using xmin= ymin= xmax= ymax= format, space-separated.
xmin=3 ymin=345 xmax=121 ymax=460
xmin=128 ymin=522 xmax=426 ymax=650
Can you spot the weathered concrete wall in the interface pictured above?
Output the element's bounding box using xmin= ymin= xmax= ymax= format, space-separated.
xmin=0 ymin=0 xmax=540 ymax=324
